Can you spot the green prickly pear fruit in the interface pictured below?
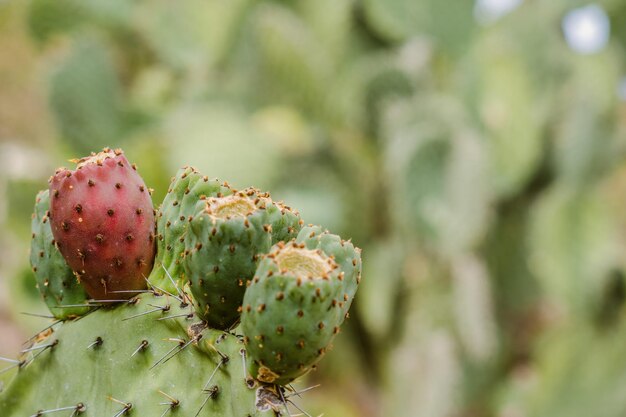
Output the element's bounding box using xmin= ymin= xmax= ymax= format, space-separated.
xmin=148 ymin=167 xmax=302 ymax=294
xmin=48 ymin=148 xmax=156 ymax=300
xmin=241 ymin=226 xmax=362 ymax=385
xmin=30 ymin=190 xmax=90 ymax=319
xmin=0 ymin=292 xmax=264 ymax=416
xmin=147 ymin=166 xmax=227 ymax=292
xmin=184 ymin=188 xmax=302 ymax=330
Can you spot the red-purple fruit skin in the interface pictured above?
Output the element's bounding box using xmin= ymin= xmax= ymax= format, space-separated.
xmin=49 ymin=149 xmax=156 ymax=300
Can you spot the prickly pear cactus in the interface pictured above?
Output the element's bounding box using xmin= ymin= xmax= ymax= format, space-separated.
xmin=1 ymin=148 xmax=362 ymax=417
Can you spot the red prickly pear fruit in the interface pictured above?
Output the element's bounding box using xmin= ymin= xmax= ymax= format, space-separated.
xmin=48 ymin=148 xmax=156 ymax=300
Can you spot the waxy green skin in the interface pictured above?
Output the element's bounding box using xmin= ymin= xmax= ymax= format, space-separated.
xmin=241 ymin=226 xmax=362 ymax=385
xmin=30 ymin=189 xmax=90 ymax=319
xmin=151 ymin=166 xmax=302 ymax=330
xmin=265 ymin=202 xmax=302 ymax=245
xmin=183 ymin=191 xmax=301 ymax=330
xmin=0 ymin=293 xmax=261 ymax=417
xmin=241 ymin=253 xmax=342 ymax=385
xmin=147 ymin=166 xmax=228 ymax=292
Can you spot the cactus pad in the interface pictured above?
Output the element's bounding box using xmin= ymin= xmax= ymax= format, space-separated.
xmin=0 ymin=292 xmax=263 ymax=417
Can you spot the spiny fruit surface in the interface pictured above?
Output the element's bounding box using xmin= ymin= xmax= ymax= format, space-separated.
xmin=48 ymin=148 xmax=156 ymax=300
xmin=30 ymin=189 xmax=90 ymax=319
xmin=241 ymin=226 xmax=362 ymax=385
xmin=298 ymin=225 xmax=362 ymax=319
xmin=265 ymin=200 xmax=303 ymax=245
xmin=147 ymin=166 xmax=227 ymax=292
xmin=184 ymin=188 xmax=302 ymax=330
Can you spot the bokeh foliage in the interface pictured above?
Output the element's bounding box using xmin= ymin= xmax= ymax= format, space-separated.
xmin=1 ymin=0 xmax=626 ymax=416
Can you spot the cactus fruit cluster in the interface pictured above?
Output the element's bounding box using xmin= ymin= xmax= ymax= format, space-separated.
xmin=184 ymin=186 xmax=302 ymax=330
xmin=0 ymin=148 xmax=362 ymax=416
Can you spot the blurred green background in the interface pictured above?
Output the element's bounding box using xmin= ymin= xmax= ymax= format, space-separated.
xmin=2 ymin=0 xmax=626 ymax=415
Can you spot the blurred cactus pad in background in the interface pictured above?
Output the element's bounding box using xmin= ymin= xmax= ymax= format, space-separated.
xmin=1 ymin=0 xmax=626 ymax=416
